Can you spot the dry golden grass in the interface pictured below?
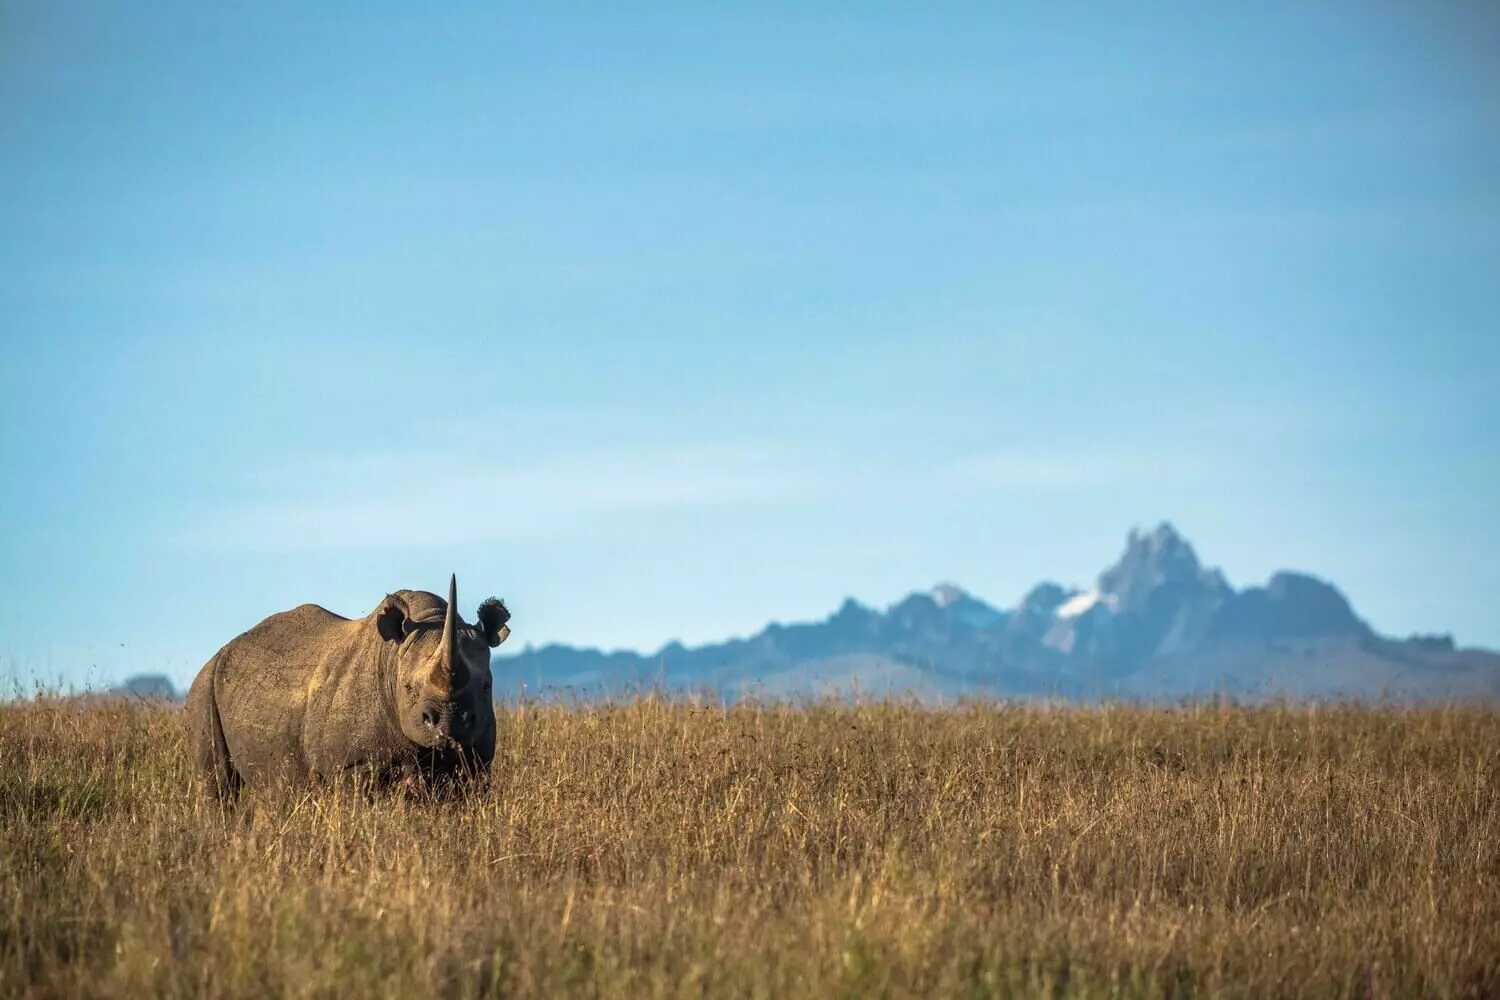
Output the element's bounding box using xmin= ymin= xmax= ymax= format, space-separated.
xmin=2 ymin=696 xmax=1498 ymax=998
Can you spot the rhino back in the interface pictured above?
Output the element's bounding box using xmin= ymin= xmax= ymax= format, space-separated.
xmin=214 ymin=603 xmax=380 ymax=785
xmin=299 ymin=626 xmax=409 ymax=780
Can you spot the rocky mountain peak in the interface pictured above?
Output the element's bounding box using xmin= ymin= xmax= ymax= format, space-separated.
xmin=1208 ymin=571 xmax=1372 ymax=642
xmin=1017 ymin=582 xmax=1074 ymax=617
xmin=833 ymin=597 xmax=870 ymax=618
xmin=930 ymin=583 xmax=969 ymax=608
xmin=1098 ymin=521 xmax=1226 ymax=613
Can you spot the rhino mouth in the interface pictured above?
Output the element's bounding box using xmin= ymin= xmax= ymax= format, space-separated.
xmin=420 ymin=723 xmax=452 ymax=746
xmin=417 ymin=704 xmax=476 ymax=750
xmin=418 ymin=720 xmax=457 ymax=748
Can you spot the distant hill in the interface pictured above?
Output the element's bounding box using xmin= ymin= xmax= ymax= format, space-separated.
xmin=494 ymin=523 xmax=1500 ymax=703
xmin=111 ymin=673 xmax=181 ymax=702
xmin=45 ymin=672 xmax=184 ymax=708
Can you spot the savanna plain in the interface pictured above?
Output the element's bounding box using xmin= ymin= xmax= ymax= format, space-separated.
xmin=2 ymin=696 xmax=1497 ymax=999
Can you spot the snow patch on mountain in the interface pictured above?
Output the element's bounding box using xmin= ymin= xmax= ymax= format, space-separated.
xmin=1055 ymin=591 xmax=1118 ymax=619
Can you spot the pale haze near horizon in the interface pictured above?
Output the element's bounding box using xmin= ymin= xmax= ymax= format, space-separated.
xmin=2 ymin=2 xmax=1497 ymax=692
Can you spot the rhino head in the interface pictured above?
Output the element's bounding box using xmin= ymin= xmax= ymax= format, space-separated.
xmin=373 ymin=575 xmax=509 ymax=751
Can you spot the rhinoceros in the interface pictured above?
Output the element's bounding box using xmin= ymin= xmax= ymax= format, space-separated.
xmin=185 ymin=576 xmax=509 ymax=798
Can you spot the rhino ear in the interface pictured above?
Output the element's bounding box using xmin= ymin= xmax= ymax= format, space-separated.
xmin=477 ymin=597 xmax=511 ymax=648
xmin=375 ymin=594 xmax=410 ymax=643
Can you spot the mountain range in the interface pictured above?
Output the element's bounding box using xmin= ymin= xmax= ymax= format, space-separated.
xmin=493 ymin=523 xmax=1500 ymax=703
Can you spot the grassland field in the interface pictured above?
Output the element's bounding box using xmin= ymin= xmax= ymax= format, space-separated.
xmin=2 ymin=696 xmax=1497 ymax=998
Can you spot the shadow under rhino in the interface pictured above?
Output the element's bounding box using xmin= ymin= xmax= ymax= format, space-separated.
xmin=185 ymin=576 xmax=509 ymax=800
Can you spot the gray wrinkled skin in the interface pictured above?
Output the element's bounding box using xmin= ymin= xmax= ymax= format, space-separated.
xmin=185 ymin=576 xmax=510 ymax=799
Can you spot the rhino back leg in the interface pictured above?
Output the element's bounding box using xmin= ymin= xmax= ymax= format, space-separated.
xmin=186 ymin=654 xmax=241 ymax=802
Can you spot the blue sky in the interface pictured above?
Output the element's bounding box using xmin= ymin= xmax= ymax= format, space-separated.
xmin=2 ymin=2 xmax=1497 ymax=690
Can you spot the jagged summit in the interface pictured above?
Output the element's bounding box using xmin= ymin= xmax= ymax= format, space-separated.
xmin=1098 ymin=521 xmax=1230 ymax=613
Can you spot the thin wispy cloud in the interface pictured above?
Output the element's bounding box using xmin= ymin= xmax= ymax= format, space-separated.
xmin=950 ymin=451 xmax=1200 ymax=490
xmin=184 ymin=444 xmax=828 ymax=552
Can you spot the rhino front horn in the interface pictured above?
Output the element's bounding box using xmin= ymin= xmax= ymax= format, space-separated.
xmin=435 ymin=573 xmax=458 ymax=692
